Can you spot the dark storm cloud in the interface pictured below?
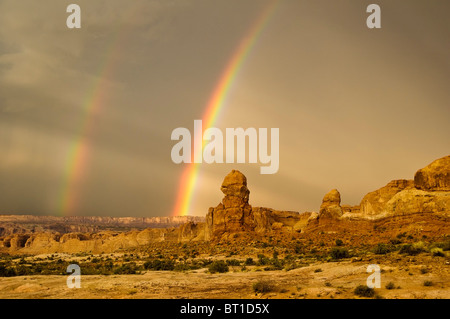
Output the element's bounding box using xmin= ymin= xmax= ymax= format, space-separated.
xmin=0 ymin=0 xmax=449 ymax=217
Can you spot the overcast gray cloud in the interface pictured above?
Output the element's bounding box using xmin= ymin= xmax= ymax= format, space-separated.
xmin=0 ymin=0 xmax=448 ymax=217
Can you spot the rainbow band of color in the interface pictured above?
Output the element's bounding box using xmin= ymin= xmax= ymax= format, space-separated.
xmin=58 ymin=24 xmax=130 ymax=216
xmin=172 ymin=0 xmax=280 ymax=216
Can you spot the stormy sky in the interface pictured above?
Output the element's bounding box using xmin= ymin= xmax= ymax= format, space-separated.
xmin=0 ymin=0 xmax=449 ymax=217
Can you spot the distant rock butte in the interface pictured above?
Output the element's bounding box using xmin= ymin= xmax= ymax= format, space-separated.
xmin=1 ymin=155 xmax=449 ymax=254
xmin=0 ymin=215 xmax=204 ymax=237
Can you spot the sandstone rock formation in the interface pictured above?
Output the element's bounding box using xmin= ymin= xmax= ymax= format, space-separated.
xmin=1 ymin=155 xmax=449 ymax=254
xmin=318 ymin=189 xmax=343 ymax=222
xmin=414 ymin=155 xmax=450 ymax=191
xmin=320 ymin=189 xmax=342 ymax=216
xmin=204 ymin=170 xmax=314 ymax=240
xmin=351 ymin=156 xmax=450 ymax=220
xmin=206 ymin=170 xmax=254 ymax=240
xmin=359 ymin=179 xmax=414 ymax=217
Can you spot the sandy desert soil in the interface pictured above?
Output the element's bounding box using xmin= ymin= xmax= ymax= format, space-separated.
xmin=0 ymin=255 xmax=448 ymax=299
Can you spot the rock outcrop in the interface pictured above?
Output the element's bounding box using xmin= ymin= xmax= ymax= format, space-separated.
xmin=414 ymin=155 xmax=450 ymax=191
xmin=347 ymin=156 xmax=449 ymax=220
xmin=206 ymin=170 xmax=254 ymax=239
xmin=319 ymin=189 xmax=343 ymax=220
xmin=205 ymin=170 xmax=310 ymax=239
xmin=1 ymin=155 xmax=449 ymax=254
xmin=304 ymin=189 xmax=344 ymax=228
xmin=359 ymin=179 xmax=414 ymax=217
xmin=385 ymin=189 xmax=450 ymax=216
xmin=0 ymin=215 xmax=205 ymax=236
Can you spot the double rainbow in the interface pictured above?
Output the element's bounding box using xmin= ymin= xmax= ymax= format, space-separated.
xmin=172 ymin=0 xmax=280 ymax=216
xmin=58 ymin=26 xmax=128 ymax=216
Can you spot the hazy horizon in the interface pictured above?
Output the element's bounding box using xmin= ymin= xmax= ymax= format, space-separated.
xmin=0 ymin=0 xmax=449 ymax=217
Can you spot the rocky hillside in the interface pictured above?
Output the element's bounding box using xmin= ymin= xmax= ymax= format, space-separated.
xmin=0 ymin=155 xmax=448 ymax=254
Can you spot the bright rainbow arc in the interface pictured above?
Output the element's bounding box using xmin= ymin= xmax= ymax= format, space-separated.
xmin=58 ymin=28 xmax=126 ymax=216
xmin=172 ymin=0 xmax=280 ymax=216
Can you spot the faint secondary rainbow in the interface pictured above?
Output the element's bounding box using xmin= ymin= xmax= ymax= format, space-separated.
xmin=58 ymin=27 xmax=128 ymax=216
xmin=172 ymin=0 xmax=280 ymax=216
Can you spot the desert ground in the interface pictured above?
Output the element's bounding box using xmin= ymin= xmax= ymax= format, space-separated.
xmin=0 ymin=250 xmax=448 ymax=299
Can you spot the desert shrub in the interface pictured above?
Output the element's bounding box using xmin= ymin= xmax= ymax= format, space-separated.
xmin=330 ymin=247 xmax=349 ymax=260
xmin=144 ymin=259 xmax=175 ymax=271
xmin=294 ymin=244 xmax=304 ymax=254
xmin=244 ymin=258 xmax=255 ymax=266
xmin=419 ymin=267 xmax=429 ymax=274
xmin=314 ymin=268 xmax=322 ymax=273
xmin=373 ymin=243 xmax=392 ymax=255
xmin=385 ymin=282 xmax=395 ymax=290
xmin=442 ymin=240 xmax=450 ymax=251
xmin=423 ymin=281 xmax=433 ymax=287
xmin=335 ymin=239 xmax=344 ymax=246
xmin=284 ymin=262 xmax=298 ymax=271
xmin=270 ymin=258 xmax=283 ymax=270
xmin=208 ymin=260 xmax=229 ymax=274
xmin=399 ymin=243 xmax=424 ymax=256
xmin=113 ymin=263 xmax=138 ymax=274
xmin=173 ymin=262 xmax=191 ymax=272
xmin=252 ymin=280 xmax=274 ymax=293
xmin=390 ymin=238 xmax=402 ymax=245
xmin=257 ymin=254 xmax=270 ymax=266
xmin=14 ymin=265 xmax=33 ymax=276
xmin=0 ymin=264 xmax=16 ymax=277
xmin=226 ymin=259 xmax=241 ymax=266
xmin=354 ymin=285 xmax=375 ymax=297
xmin=431 ymin=248 xmax=445 ymax=257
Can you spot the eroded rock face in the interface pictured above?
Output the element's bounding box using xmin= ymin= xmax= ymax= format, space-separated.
xmin=359 ymin=179 xmax=414 ymax=216
xmin=414 ymin=155 xmax=450 ymax=191
xmin=386 ymin=189 xmax=450 ymax=216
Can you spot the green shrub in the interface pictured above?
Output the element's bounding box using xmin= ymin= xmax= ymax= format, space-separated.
xmin=420 ymin=267 xmax=429 ymax=274
xmin=373 ymin=243 xmax=391 ymax=255
xmin=208 ymin=260 xmax=229 ymax=274
xmin=252 ymin=280 xmax=274 ymax=293
xmin=385 ymin=282 xmax=395 ymax=290
xmin=442 ymin=240 xmax=450 ymax=251
xmin=330 ymin=247 xmax=349 ymax=260
xmin=0 ymin=264 xmax=16 ymax=277
xmin=423 ymin=280 xmax=433 ymax=287
xmin=270 ymin=258 xmax=283 ymax=270
xmin=335 ymin=239 xmax=344 ymax=246
xmin=173 ymin=262 xmax=191 ymax=272
xmin=257 ymin=254 xmax=270 ymax=266
xmin=314 ymin=268 xmax=322 ymax=273
xmin=244 ymin=258 xmax=255 ymax=266
xmin=431 ymin=248 xmax=445 ymax=257
xmin=354 ymin=285 xmax=375 ymax=297
xmin=144 ymin=259 xmax=175 ymax=271
xmin=399 ymin=243 xmax=423 ymax=256
xmin=113 ymin=263 xmax=138 ymax=274
xmin=226 ymin=259 xmax=241 ymax=266
xmin=284 ymin=262 xmax=298 ymax=271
